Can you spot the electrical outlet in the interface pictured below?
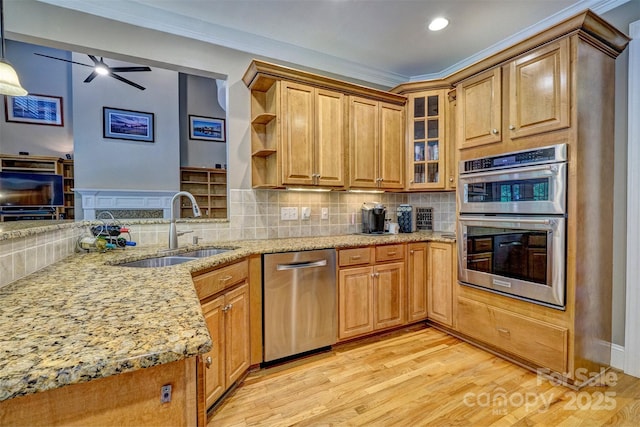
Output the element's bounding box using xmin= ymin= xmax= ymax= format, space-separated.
xmin=280 ymin=207 xmax=298 ymax=220
xmin=321 ymin=207 xmax=329 ymax=220
xmin=161 ymin=384 xmax=172 ymax=403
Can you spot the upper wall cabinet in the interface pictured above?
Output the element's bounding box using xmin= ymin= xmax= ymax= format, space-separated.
xmin=390 ymin=81 xmax=454 ymax=192
xmin=281 ymin=82 xmax=346 ymax=187
xmin=348 ymin=97 xmax=405 ymax=190
xmin=406 ymin=90 xmax=447 ymax=190
xmin=457 ymin=39 xmax=569 ymax=152
xmin=243 ymin=60 xmax=406 ymax=189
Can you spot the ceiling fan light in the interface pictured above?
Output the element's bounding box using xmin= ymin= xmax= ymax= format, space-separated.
xmin=0 ymin=59 xmax=27 ymax=96
xmin=428 ymin=17 xmax=449 ymax=31
xmin=95 ymin=64 xmax=109 ymax=75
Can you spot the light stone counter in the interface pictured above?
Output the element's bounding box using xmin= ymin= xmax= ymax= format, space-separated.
xmin=0 ymin=231 xmax=454 ymax=402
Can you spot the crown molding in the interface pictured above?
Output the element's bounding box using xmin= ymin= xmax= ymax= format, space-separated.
xmin=36 ymin=0 xmax=631 ymax=88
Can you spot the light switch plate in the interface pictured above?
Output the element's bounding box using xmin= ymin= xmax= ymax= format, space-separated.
xmin=301 ymin=207 xmax=311 ymax=220
xmin=321 ymin=207 xmax=329 ymax=220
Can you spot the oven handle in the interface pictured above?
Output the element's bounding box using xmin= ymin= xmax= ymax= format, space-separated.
xmin=460 ymin=163 xmax=561 ymax=179
xmin=459 ymin=216 xmax=555 ymax=226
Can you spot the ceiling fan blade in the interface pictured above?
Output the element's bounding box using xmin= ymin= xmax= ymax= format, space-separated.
xmin=84 ymin=71 xmax=99 ymax=83
xmin=87 ymin=55 xmax=100 ymax=65
xmin=110 ymin=73 xmax=146 ymax=90
xmin=34 ymin=52 xmax=93 ymax=67
xmin=109 ymin=66 xmax=152 ymax=73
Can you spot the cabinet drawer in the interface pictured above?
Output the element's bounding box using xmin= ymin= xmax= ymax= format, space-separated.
xmin=193 ymin=259 xmax=248 ymax=300
xmin=375 ymin=244 xmax=405 ymax=262
xmin=339 ymin=247 xmax=372 ymax=267
xmin=457 ymin=297 xmax=567 ymax=373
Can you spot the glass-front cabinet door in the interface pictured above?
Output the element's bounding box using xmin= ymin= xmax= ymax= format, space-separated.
xmin=407 ymin=90 xmax=446 ymax=189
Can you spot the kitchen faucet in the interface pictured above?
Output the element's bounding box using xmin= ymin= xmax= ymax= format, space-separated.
xmin=168 ymin=191 xmax=201 ymax=249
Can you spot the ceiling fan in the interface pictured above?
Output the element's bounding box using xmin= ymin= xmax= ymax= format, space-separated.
xmin=34 ymin=53 xmax=151 ymax=90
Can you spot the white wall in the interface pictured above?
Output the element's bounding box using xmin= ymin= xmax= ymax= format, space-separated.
xmin=72 ymin=53 xmax=180 ymax=191
xmin=0 ymin=41 xmax=73 ymax=157
xmin=179 ymin=74 xmax=227 ymax=168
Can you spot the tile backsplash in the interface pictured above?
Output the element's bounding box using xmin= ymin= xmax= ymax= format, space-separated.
xmin=130 ymin=189 xmax=456 ymax=246
xmin=1 ymin=189 xmax=456 ymax=288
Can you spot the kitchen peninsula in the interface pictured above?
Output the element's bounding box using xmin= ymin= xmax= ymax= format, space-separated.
xmin=0 ymin=222 xmax=454 ymax=426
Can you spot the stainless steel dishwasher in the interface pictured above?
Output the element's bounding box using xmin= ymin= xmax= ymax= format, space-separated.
xmin=263 ymin=249 xmax=336 ymax=362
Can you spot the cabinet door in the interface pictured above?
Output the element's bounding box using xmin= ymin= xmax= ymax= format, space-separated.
xmin=349 ymin=97 xmax=379 ymax=188
xmin=508 ymin=39 xmax=570 ymax=139
xmin=457 ymin=68 xmax=502 ymax=149
xmin=407 ymin=91 xmax=445 ymax=190
xmin=446 ymin=90 xmax=457 ymax=189
xmin=373 ymin=262 xmax=405 ymax=329
xmin=338 ymin=266 xmax=374 ymax=339
xmin=315 ymin=88 xmax=346 ymax=187
xmin=378 ymin=102 xmax=405 ymax=189
xmin=224 ymin=283 xmax=250 ymax=386
xmin=407 ymin=243 xmax=428 ymax=322
xmin=281 ymin=81 xmax=315 ymax=185
xmin=201 ymin=295 xmax=226 ymax=408
xmin=427 ymin=242 xmax=453 ymax=326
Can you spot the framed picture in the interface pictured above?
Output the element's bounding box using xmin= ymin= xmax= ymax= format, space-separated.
xmin=4 ymin=94 xmax=64 ymax=126
xmin=103 ymin=107 xmax=154 ymax=142
xmin=189 ymin=115 xmax=226 ymax=142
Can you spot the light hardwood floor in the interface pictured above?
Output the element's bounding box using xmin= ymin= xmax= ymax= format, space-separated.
xmin=209 ymin=326 xmax=640 ymax=426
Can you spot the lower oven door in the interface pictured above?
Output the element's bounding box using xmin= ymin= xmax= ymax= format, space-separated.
xmin=458 ymin=215 xmax=566 ymax=309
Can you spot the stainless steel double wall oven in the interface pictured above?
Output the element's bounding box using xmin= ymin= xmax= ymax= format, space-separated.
xmin=458 ymin=144 xmax=567 ymax=309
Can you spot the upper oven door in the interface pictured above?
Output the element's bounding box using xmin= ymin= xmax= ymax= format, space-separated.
xmin=458 ymin=162 xmax=567 ymax=215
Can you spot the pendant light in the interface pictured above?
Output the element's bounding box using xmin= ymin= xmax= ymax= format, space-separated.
xmin=0 ymin=0 xmax=27 ymax=96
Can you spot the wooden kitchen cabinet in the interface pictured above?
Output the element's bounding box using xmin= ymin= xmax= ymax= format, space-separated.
xmin=457 ymin=68 xmax=502 ymax=150
xmin=407 ymin=242 xmax=428 ymax=322
xmin=451 ymin=11 xmax=629 ymax=384
xmin=338 ymin=265 xmax=375 ymax=339
xmin=192 ymin=260 xmax=250 ymax=418
xmin=507 ymin=39 xmax=570 ymax=139
xmin=244 ymin=60 xmax=406 ymax=189
xmin=427 ymin=241 xmax=454 ymax=327
xmin=405 ymin=90 xmax=447 ymax=190
xmin=349 ymin=97 xmax=404 ymax=190
xmin=200 ymin=283 xmax=250 ymax=406
xmin=281 ymin=81 xmax=346 ymax=187
xmin=457 ymin=38 xmax=570 ymax=153
xmin=338 ymin=244 xmax=406 ymax=340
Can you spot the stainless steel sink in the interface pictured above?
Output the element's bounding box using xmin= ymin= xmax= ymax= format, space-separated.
xmin=180 ymin=248 xmax=234 ymax=258
xmin=117 ymin=256 xmax=198 ymax=268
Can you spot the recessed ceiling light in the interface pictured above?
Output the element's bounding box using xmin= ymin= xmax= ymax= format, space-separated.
xmin=428 ymin=17 xmax=449 ymax=31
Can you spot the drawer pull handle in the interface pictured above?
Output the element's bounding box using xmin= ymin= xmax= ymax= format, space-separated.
xmin=222 ymin=304 xmax=232 ymax=312
xmin=387 ymin=251 xmax=397 ymax=256
xmin=219 ymin=275 xmax=233 ymax=283
xmin=497 ymin=328 xmax=510 ymax=335
xmin=205 ymin=356 xmax=212 ymax=368
xmin=350 ymin=255 xmax=362 ymax=260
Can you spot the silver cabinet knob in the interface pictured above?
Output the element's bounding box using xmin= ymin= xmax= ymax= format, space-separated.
xmin=491 ymin=128 xmax=499 ymax=135
xmin=449 ymin=177 xmax=454 ymax=182
xmin=205 ymin=356 xmax=212 ymax=368
xmin=509 ymin=125 xmax=516 ymax=130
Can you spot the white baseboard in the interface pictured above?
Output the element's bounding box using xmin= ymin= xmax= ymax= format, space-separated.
xmin=611 ymin=343 xmax=625 ymax=370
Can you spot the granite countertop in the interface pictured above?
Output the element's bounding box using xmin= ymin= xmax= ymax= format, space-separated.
xmin=0 ymin=231 xmax=455 ymax=402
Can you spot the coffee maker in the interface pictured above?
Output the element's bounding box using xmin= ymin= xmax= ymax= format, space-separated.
xmin=361 ymin=202 xmax=386 ymax=234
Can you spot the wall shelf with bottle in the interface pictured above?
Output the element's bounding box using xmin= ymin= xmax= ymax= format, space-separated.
xmin=180 ymin=167 xmax=227 ymax=219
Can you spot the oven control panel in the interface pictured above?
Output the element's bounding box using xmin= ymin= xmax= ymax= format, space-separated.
xmin=462 ymin=144 xmax=566 ymax=173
